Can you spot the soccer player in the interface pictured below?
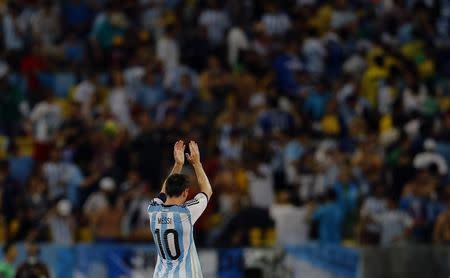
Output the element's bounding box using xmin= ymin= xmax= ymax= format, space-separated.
xmin=148 ymin=140 xmax=212 ymax=278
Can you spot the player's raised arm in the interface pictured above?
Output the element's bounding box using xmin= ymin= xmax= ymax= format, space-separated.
xmin=161 ymin=140 xmax=185 ymax=194
xmin=186 ymin=141 xmax=213 ymax=199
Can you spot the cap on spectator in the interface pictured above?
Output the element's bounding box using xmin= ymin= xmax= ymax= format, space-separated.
xmin=100 ymin=177 xmax=116 ymax=191
xmin=57 ymin=199 xmax=72 ymax=216
xmin=424 ymin=138 xmax=437 ymax=151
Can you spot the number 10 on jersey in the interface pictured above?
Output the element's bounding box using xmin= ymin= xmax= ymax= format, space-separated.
xmin=154 ymin=229 xmax=181 ymax=260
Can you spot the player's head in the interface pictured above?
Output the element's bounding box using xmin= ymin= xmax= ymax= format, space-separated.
xmin=166 ymin=174 xmax=190 ymax=201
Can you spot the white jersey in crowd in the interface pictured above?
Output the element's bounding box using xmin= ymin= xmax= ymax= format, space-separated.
xmin=270 ymin=204 xmax=310 ymax=245
xmin=148 ymin=192 xmax=208 ymax=278
xmin=372 ymin=209 xmax=413 ymax=245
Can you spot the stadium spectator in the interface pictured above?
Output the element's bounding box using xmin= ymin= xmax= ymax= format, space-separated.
xmin=6 ymin=142 xmax=34 ymax=187
xmin=0 ymin=161 xmax=21 ymax=234
xmin=24 ymin=175 xmax=48 ymax=224
xmin=293 ymin=151 xmax=326 ymax=201
xmin=261 ymin=1 xmax=291 ymax=37
xmin=47 ymin=199 xmax=75 ymax=245
xmin=62 ymin=0 xmax=93 ymax=35
xmin=120 ymin=170 xmax=152 ymax=239
xmin=312 ymin=189 xmax=344 ymax=244
xmin=83 ymin=177 xmax=116 ymax=219
xmin=15 ymin=243 xmax=50 ymax=278
xmin=29 ymin=0 xmax=61 ymax=47
xmin=198 ymin=0 xmax=230 ymax=46
xmin=358 ymin=185 xmax=387 ymax=245
xmin=20 ymin=42 xmax=48 ymax=106
xmin=246 ymin=159 xmax=274 ymax=209
xmin=156 ymin=24 xmax=180 ymax=73
xmin=302 ymin=28 xmax=326 ymax=76
xmin=107 ymin=70 xmax=136 ymax=134
xmin=13 ymin=175 xmax=48 ymax=242
xmin=413 ymin=139 xmax=449 ymax=178
xmin=226 ymin=20 xmax=249 ymax=67
xmin=92 ymin=193 xmax=123 ymax=242
xmin=2 ymin=2 xmax=27 ymax=68
xmin=135 ymin=66 xmax=165 ymax=113
xmin=89 ymin=2 xmax=128 ymax=66
xmin=42 ymin=148 xmax=82 ymax=203
xmin=372 ymin=196 xmax=414 ymax=246
xmin=270 ymin=191 xmax=310 ymax=246
xmin=72 ymin=71 xmax=100 ymax=120
xmin=29 ymin=93 xmax=62 ymax=161
xmin=433 ymin=198 xmax=450 ymax=244
xmin=0 ymin=242 xmax=17 ymax=278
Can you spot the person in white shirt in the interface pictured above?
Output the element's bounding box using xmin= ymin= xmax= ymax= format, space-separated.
xmin=73 ymin=71 xmax=98 ymax=119
xmin=378 ymin=75 xmax=397 ymax=115
xmin=359 ymin=185 xmax=387 ymax=244
xmin=247 ymin=162 xmax=274 ymax=209
xmin=2 ymin=2 xmax=27 ymax=51
xmin=218 ymin=128 xmax=243 ymax=162
xmin=302 ymin=30 xmax=327 ymax=76
xmin=413 ymin=139 xmax=448 ymax=177
xmin=372 ymin=197 xmax=413 ymax=246
xmin=42 ymin=148 xmax=81 ymax=201
xmin=270 ymin=191 xmax=310 ymax=246
xmin=139 ymin=0 xmax=164 ymax=36
xmin=198 ymin=0 xmax=231 ymax=45
xmin=156 ymin=24 xmax=180 ymax=72
xmin=30 ymin=94 xmax=63 ymax=144
xmin=83 ymin=177 xmax=116 ymax=217
xmin=261 ymin=2 xmax=291 ymax=37
xmin=30 ymin=0 xmax=61 ymax=46
xmin=331 ymin=0 xmax=357 ymax=30
xmin=47 ymin=199 xmax=75 ymax=245
xmin=402 ymin=82 xmax=428 ymax=115
xmin=360 ymin=186 xmax=388 ymax=220
xmin=148 ymin=140 xmax=213 ymax=277
xmin=227 ymin=22 xmax=249 ymax=67
xmin=107 ymin=70 xmax=137 ymax=134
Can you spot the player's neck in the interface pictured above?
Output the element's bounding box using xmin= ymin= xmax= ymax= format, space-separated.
xmin=165 ymin=196 xmax=185 ymax=206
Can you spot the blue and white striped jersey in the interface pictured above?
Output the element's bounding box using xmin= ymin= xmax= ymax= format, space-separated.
xmin=148 ymin=192 xmax=209 ymax=278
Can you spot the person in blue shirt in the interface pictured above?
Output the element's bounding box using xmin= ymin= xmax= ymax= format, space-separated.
xmin=7 ymin=143 xmax=34 ymax=186
xmin=312 ymin=189 xmax=344 ymax=244
xmin=272 ymin=39 xmax=303 ymax=95
xmin=136 ymin=69 xmax=165 ymax=113
xmin=303 ymin=80 xmax=330 ymax=121
xmin=63 ymin=0 xmax=93 ymax=35
xmin=257 ymin=97 xmax=295 ymax=136
xmin=334 ymin=167 xmax=359 ymax=215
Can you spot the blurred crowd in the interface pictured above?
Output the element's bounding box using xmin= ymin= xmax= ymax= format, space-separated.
xmin=0 ymin=0 xmax=450 ymax=249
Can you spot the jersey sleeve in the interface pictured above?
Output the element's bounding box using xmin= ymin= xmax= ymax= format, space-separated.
xmin=185 ymin=192 xmax=209 ymax=224
xmin=149 ymin=192 xmax=167 ymax=206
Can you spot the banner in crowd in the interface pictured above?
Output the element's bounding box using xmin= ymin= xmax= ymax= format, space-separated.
xmin=1 ymin=243 xmax=360 ymax=278
xmin=285 ymin=244 xmax=359 ymax=278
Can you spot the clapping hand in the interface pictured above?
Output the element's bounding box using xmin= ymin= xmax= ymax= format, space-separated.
xmin=174 ymin=140 xmax=186 ymax=165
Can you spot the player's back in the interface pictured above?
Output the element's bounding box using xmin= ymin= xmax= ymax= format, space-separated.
xmin=148 ymin=193 xmax=208 ymax=278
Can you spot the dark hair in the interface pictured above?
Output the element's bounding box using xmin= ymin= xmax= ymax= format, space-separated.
xmin=3 ymin=242 xmax=15 ymax=255
xmin=166 ymin=174 xmax=189 ymax=197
